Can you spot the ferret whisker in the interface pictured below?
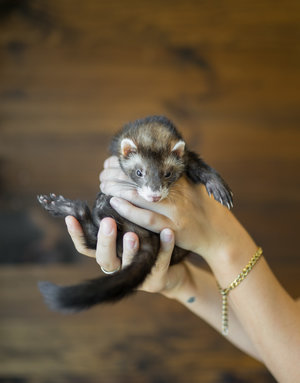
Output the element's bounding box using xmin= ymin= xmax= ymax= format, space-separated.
xmin=110 ymin=178 xmax=138 ymax=188
xmin=167 ymin=187 xmax=182 ymax=203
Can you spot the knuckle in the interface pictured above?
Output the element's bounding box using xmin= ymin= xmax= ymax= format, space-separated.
xmin=86 ymin=249 xmax=96 ymax=258
xmin=143 ymin=281 xmax=164 ymax=294
xmin=122 ymin=189 xmax=136 ymax=200
xmin=74 ymin=243 xmax=86 ymax=255
xmin=105 ymin=156 xmax=119 ymax=169
xmin=72 ymin=235 xmax=88 ymax=254
xmin=99 ymin=170 xmax=108 ymax=182
xmin=98 ymin=259 xmax=110 ymax=269
xmin=111 ymin=156 xmax=120 ymax=167
xmin=106 ymin=182 xmax=122 ymax=196
xmin=98 ymin=236 xmax=112 ymax=250
xmin=117 ymin=201 xmax=130 ymax=215
xmin=145 ymin=212 xmax=156 ymax=227
xmin=99 ymin=182 xmax=106 ymax=193
xmin=97 ymin=235 xmax=114 ymax=251
xmin=152 ymin=261 xmax=168 ymax=274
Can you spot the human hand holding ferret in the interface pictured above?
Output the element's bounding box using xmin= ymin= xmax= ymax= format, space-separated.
xmin=65 ymin=215 xmax=187 ymax=297
xmin=67 ymin=156 xmax=300 ymax=382
xmin=37 ymin=116 xmax=233 ymax=312
xmin=99 ymin=155 xmax=254 ymax=268
xmin=65 ymin=158 xmax=264 ymax=361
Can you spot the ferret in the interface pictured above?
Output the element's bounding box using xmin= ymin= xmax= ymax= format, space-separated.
xmin=37 ymin=115 xmax=233 ymax=313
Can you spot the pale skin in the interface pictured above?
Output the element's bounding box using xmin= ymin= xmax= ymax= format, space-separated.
xmin=65 ymin=156 xmax=300 ymax=383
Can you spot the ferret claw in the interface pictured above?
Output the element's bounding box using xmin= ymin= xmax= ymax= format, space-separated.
xmin=37 ymin=195 xmax=46 ymax=204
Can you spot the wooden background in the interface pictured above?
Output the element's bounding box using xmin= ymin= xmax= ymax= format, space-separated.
xmin=0 ymin=1 xmax=299 ymax=382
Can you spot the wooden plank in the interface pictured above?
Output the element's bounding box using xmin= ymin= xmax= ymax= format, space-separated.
xmin=0 ymin=265 xmax=275 ymax=382
xmin=0 ymin=1 xmax=299 ymax=381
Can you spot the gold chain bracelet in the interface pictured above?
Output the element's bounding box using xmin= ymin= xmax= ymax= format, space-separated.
xmin=217 ymin=247 xmax=263 ymax=336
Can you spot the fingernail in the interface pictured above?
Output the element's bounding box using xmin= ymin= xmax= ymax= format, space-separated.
xmin=161 ymin=228 xmax=173 ymax=243
xmin=100 ymin=219 xmax=114 ymax=236
xmin=125 ymin=236 xmax=137 ymax=250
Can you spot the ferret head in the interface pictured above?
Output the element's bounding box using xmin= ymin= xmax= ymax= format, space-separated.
xmin=119 ymin=137 xmax=186 ymax=202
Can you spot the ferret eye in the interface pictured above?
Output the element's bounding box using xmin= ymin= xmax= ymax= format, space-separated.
xmin=164 ymin=171 xmax=171 ymax=178
xmin=136 ymin=169 xmax=143 ymax=177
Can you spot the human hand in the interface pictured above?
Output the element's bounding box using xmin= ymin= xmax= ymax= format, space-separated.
xmin=99 ymin=156 xmax=242 ymax=261
xmin=65 ymin=215 xmax=187 ymax=296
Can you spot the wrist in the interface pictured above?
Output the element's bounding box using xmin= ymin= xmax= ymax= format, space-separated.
xmin=193 ymin=209 xmax=258 ymax=278
xmin=161 ymin=262 xmax=196 ymax=302
xmin=207 ymin=236 xmax=258 ymax=288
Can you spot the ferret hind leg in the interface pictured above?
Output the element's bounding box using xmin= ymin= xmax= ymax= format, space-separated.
xmin=37 ymin=194 xmax=98 ymax=249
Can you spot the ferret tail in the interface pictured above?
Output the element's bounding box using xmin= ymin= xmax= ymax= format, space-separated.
xmin=38 ymin=249 xmax=157 ymax=313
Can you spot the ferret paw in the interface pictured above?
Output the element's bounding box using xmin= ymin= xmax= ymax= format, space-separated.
xmin=37 ymin=193 xmax=76 ymax=217
xmin=205 ymin=181 xmax=233 ymax=210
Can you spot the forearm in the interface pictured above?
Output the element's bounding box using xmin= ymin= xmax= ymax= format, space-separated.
xmin=207 ymin=243 xmax=300 ymax=383
xmin=99 ymin=163 xmax=300 ymax=381
xmin=164 ymin=262 xmax=262 ymax=361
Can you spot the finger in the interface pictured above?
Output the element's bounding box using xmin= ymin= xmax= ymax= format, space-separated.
xmin=100 ymin=180 xmax=141 ymax=202
xmin=101 ymin=181 xmax=149 ymax=207
xmin=103 ymin=156 xmax=119 ymax=169
xmin=96 ymin=217 xmax=121 ymax=272
xmin=65 ymin=216 xmax=96 ymax=258
xmin=100 ymin=180 xmax=141 ymax=200
xmin=121 ymin=232 xmax=139 ymax=268
xmin=99 ymin=168 xmax=129 ymax=182
xmin=101 ymin=181 xmax=171 ymax=216
xmin=109 ymin=197 xmax=172 ymax=233
xmin=152 ymin=229 xmax=175 ymax=275
xmin=138 ymin=228 xmax=175 ymax=293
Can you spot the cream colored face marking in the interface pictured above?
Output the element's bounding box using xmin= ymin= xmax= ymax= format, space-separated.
xmin=136 ymin=131 xmax=153 ymax=147
xmin=122 ymin=153 xmax=143 ymax=174
xmin=136 ymin=124 xmax=176 ymax=152
xmin=137 ymin=185 xmax=167 ymax=202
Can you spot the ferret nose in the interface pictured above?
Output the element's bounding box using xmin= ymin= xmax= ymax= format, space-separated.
xmin=151 ymin=196 xmax=161 ymax=202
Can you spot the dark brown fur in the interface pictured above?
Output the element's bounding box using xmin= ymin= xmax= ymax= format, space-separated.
xmin=37 ymin=116 xmax=232 ymax=313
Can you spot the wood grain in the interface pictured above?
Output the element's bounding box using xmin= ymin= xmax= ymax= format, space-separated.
xmin=0 ymin=0 xmax=299 ymax=381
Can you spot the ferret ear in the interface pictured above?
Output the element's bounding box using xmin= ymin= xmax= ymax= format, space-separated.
xmin=171 ymin=140 xmax=185 ymax=158
xmin=121 ymin=138 xmax=137 ymax=157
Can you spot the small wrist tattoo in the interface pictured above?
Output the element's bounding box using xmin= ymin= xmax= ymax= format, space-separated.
xmin=187 ymin=296 xmax=196 ymax=303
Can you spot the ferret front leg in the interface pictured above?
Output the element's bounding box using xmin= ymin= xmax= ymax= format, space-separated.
xmin=37 ymin=194 xmax=98 ymax=249
xmin=185 ymin=151 xmax=233 ymax=209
